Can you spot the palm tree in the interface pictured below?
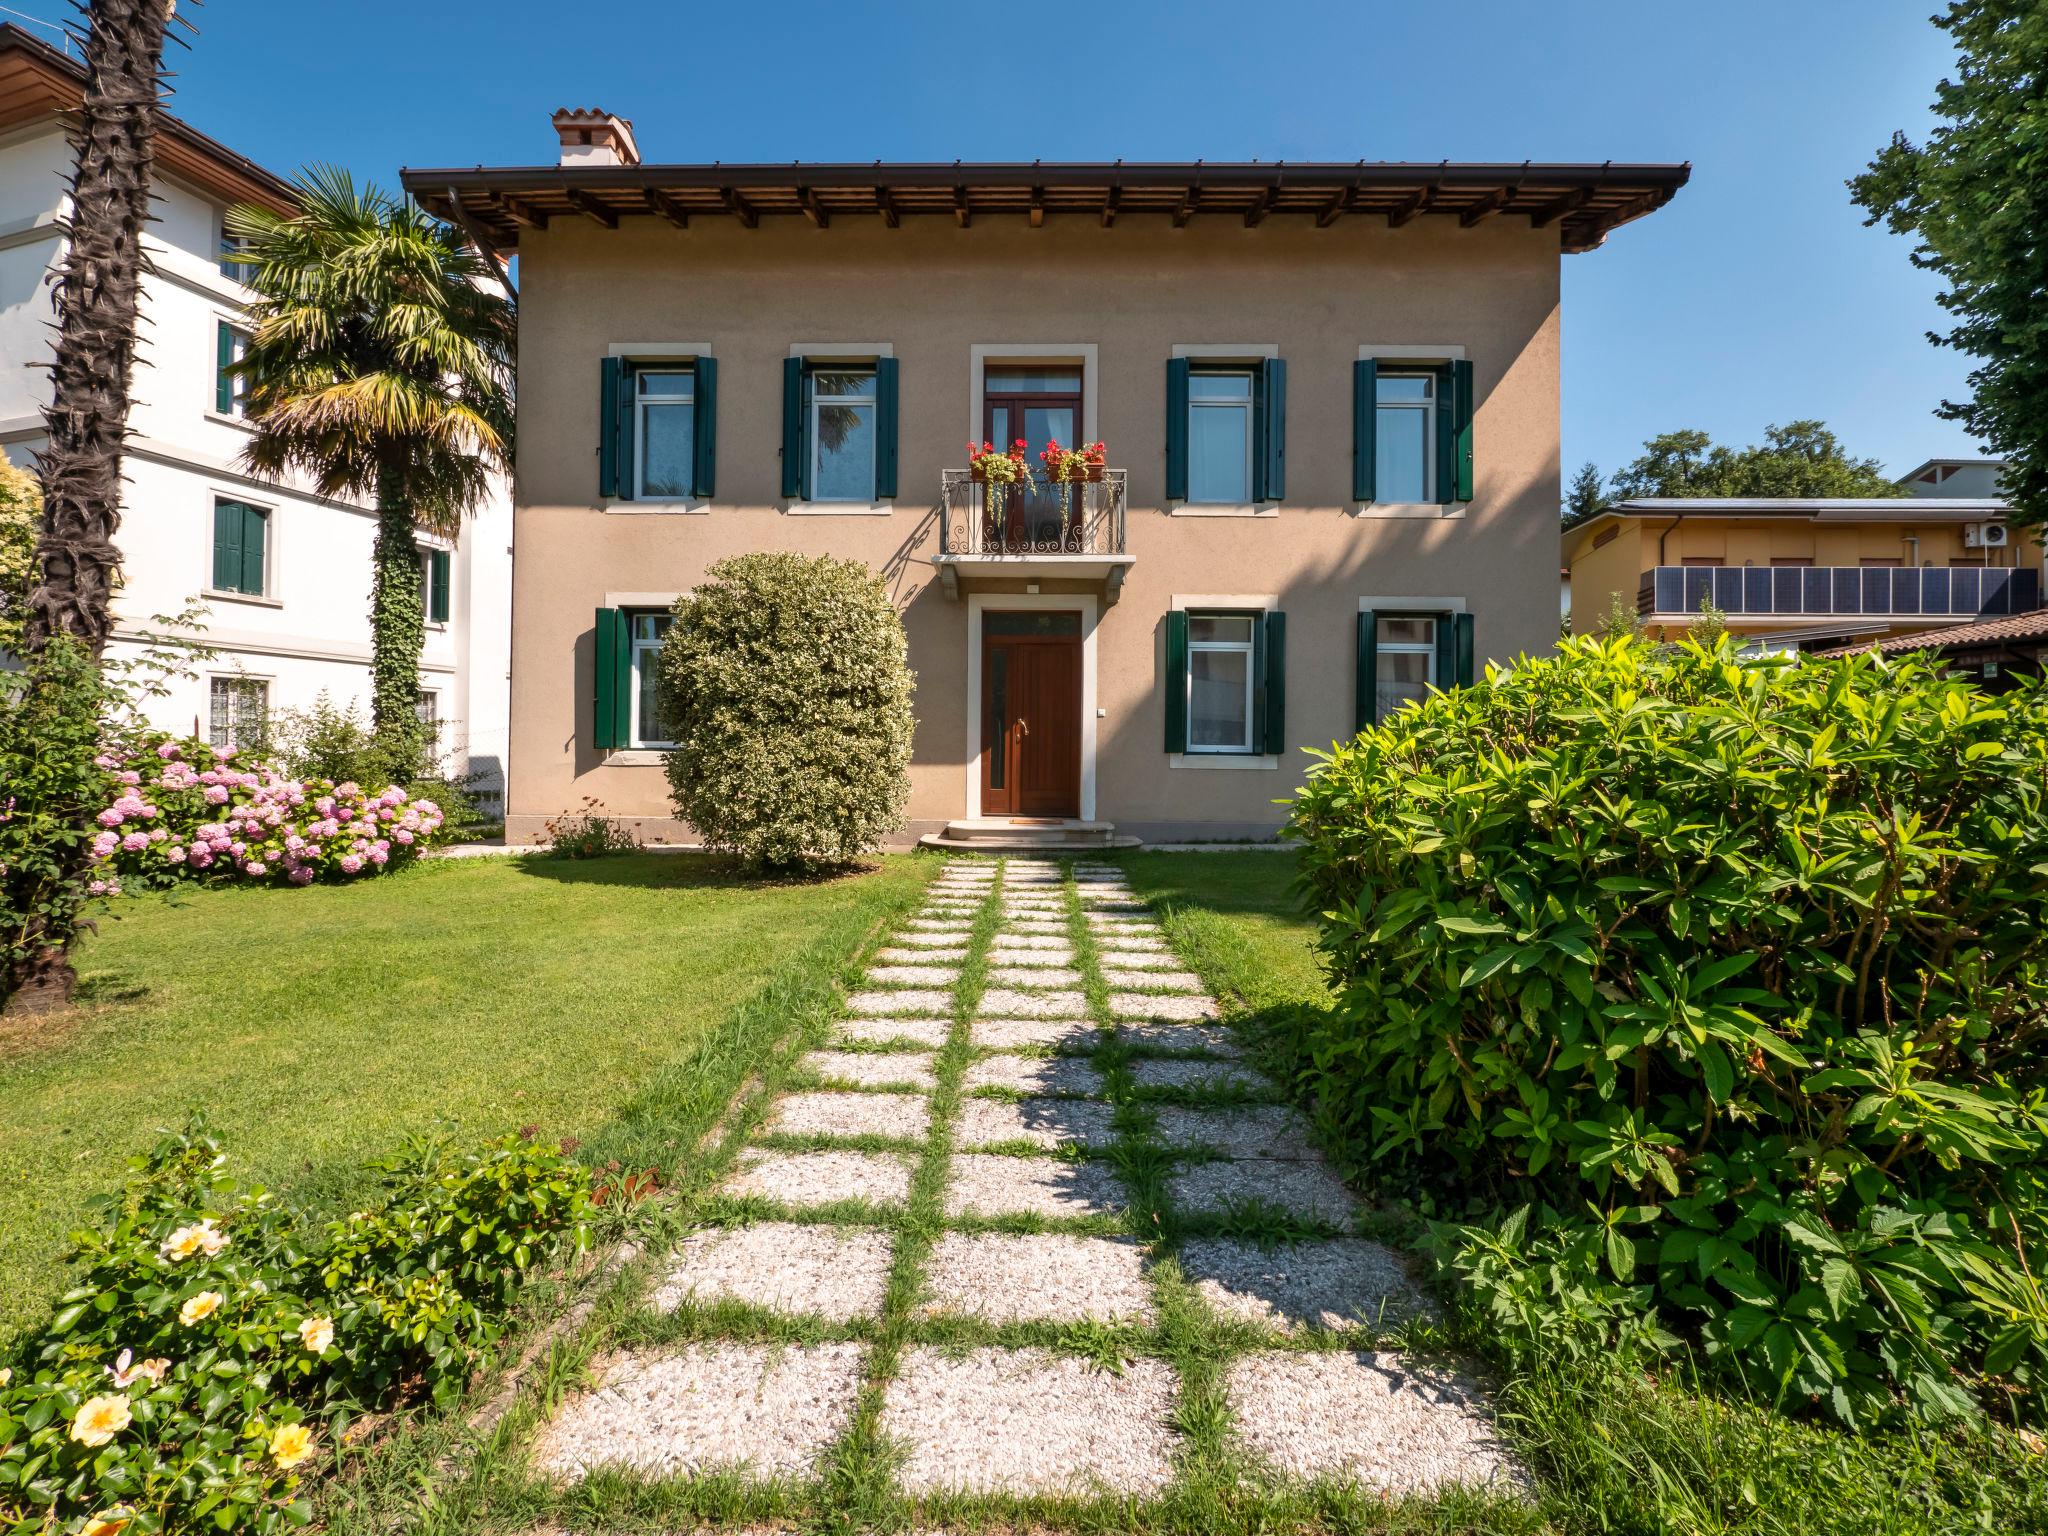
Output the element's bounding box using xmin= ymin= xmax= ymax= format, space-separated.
xmin=227 ymin=167 xmax=513 ymax=776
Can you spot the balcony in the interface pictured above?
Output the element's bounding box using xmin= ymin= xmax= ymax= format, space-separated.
xmin=1638 ymin=564 xmax=2043 ymax=627
xmin=933 ymin=469 xmax=1133 ymax=602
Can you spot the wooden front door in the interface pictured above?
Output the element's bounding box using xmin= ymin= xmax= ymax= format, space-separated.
xmin=981 ymin=613 xmax=1082 ymax=818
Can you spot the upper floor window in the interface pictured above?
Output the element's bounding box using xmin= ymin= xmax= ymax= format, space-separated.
xmin=215 ymin=321 xmax=250 ymax=418
xmin=211 ymin=499 xmax=268 ymax=596
xmin=1186 ymin=370 xmax=1254 ymax=504
xmin=635 ymin=368 xmax=696 ymax=499
xmin=419 ymin=545 xmax=451 ymax=624
xmin=810 ymin=369 xmax=877 ymax=502
xmin=629 ymin=612 xmax=673 ymax=747
xmin=219 ymin=232 xmax=256 ymax=283
xmin=1374 ymin=372 xmax=1435 ymax=503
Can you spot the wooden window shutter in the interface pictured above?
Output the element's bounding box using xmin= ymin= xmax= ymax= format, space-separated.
xmin=1261 ymin=609 xmax=1287 ymax=754
xmin=1451 ymin=359 xmax=1474 ymax=502
xmin=691 ymin=356 xmax=717 ymax=498
xmin=592 ymin=608 xmax=630 ymax=750
xmin=781 ymin=357 xmax=806 ymax=499
xmin=1355 ymin=610 xmax=1377 ymax=731
xmin=241 ymin=507 xmax=266 ymax=596
xmin=1255 ymin=358 xmax=1287 ymax=502
xmin=1434 ymin=614 xmax=1458 ymax=691
xmin=598 ymin=356 xmax=625 ymax=499
xmin=216 ymin=322 xmax=235 ymax=414
xmin=212 ymin=500 xmax=243 ymax=592
xmin=1353 ymin=359 xmax=1378 ymax=503
xmin=428 ymin=548 xmax=451 ymax=624
xmin=1455 ymin=611 xmax=1476 ymax=687
xmin=1434 ymin=363 xmax=1456 ymax=506
xmin=1163 ymin=609 xmax=1189 ymax=752
xmin=874 ymin=356 xmax=899 ymax=499
xmin=1164 ymin=358 xmax=1190 ymax=503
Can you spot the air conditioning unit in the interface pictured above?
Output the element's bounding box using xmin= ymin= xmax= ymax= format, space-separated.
xmin=1964 ymin=522 xmax=2009 ymax=549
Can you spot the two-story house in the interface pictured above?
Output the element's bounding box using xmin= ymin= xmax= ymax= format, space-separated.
xmin=0 ymin=24 xmax=511 ymax=800
xmin=405 ymin=112 xmax=1685 ymax=847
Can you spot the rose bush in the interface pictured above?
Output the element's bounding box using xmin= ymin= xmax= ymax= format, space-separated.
xmin=83 ymin=735 xmax=443 ymax=896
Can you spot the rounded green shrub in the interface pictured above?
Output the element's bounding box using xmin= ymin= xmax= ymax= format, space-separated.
xmin=657 ymin=553 xmax=914 ymax=868
xmin=1286 ymin=634 xmax=2048 ymax=1425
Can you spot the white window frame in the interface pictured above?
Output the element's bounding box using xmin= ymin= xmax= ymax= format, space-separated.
xmin=1170 ymin=344 xmax=1278 ymax=517
xmin=1184 ymin=610 xmax=1258 ymax=754
xmin=1375 ymin=370 xmax=1437 ymax=505
xmin=205 ymin=490 xmax=278 ymax=606
xmin=1375 ymin=612 xmax=1439 ymax=720
xmin=1356 ymin=343 xmax=1466 ymax=518
xmin=807 ymin=366 xmax=878 ymax=505
xmin=788 ymin=343 xmax=894 ymax=515
xmin=1185 ymin=370 xmax=1255 ymax=507
xmin=628 ymin=610 xmax=674 ymax=749
xmin=207 ymin=674 xmax=270 ymax=751
xmin=605 ymin=343 xmax=712 ymax=515
xmin=415 ymin=689 xmax=442 ymax=752
xmin=633 ymin=366 xmax=696 ymax=502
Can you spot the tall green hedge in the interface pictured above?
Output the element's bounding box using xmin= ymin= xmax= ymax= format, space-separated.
xmin=1285 ymin=635 xmax=2048 ymax=1425
xmin=657 ymin=553 xmax=914 ymax=868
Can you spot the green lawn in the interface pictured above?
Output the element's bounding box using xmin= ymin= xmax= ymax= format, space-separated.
xmin=0 ymin=852 xmax=927 ymax=1355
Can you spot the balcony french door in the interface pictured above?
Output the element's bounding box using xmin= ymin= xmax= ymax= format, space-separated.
xmin=984 ymin=368 xmax=1079 ymax=551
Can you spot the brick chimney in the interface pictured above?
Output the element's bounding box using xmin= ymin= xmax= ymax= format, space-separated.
xmin=552 ymin=109 xmax=640 ymax=168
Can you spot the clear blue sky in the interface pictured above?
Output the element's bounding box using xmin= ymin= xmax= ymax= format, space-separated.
xmin=24 ymin=0 xmax=1975 ymax=482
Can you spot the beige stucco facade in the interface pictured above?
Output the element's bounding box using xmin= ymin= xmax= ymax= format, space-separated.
xmin=504 ymin=214 xmax=1571 ymax=844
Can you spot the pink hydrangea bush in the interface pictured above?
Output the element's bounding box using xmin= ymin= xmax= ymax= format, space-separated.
xmin=87 ymin=735 xmax=444 ymax=892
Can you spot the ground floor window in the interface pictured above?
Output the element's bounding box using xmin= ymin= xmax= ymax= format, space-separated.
xmin=1374 ymin=615 xmax=1437 ymax=719
xmin=209 ymin=676 xmax=269 ymax=751
xmin=1187 ymin=612 xmax=1258 ymax=752
xmin=630 ymin=612 xmax=672 ymax=747
xmin=416 ymin=689 xmax=441 ymax=753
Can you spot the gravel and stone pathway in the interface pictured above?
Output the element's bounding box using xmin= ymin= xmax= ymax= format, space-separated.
xmin=528 ymin=856 xmax=1525 ymax=1520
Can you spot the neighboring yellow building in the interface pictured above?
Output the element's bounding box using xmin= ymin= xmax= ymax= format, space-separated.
xmin=1563 ymin=496 xmax=2042 ymax=650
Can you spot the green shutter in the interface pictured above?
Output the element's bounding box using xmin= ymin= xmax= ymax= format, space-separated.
xmin=1255 ymin=358 xmax=1287 ymax=502
xmin=241 ymin=506 xmax=266 ymax=596
xmin=781 ymin=357 xmax=806 ymax=499
xmin=1261 ymin=610 xmax=1287 ymax=754
xmin=1164 ymin=358 xmax=1190 ymax=503
xmin=1434 ymin=614 xmax=1457 ymax=693
xmin=1353 ymin=359 xmax=1378 ymax=503
xmin=212 ymin=500 xmax=243 ymax=591
xmin=216 ymin=322 xmax=235 ymax=414
xmin=874 ymin=356 xmax=899 ymax=499
xmin=1355 ymin=610 xmax=1377 ymax=731
xmin=428 ymin=548 xmax=451 ymax=623
xmin=1435 ymin=363 xmax=1456 ymax=505
xmin=593 ymin=608 xmax=630 ymax=750
xmin=1164 ymin=609 xmax=1188 ymax=752
xmin=1455 ymin=611 xmax=1476 ymax=687
xmin=599 ymin=356 xmax=624 ymax=499
xmin=1451 ymin=359 xmax=1474 ymax=502
xmin=692 ymin=356 xmax=717 ymax=498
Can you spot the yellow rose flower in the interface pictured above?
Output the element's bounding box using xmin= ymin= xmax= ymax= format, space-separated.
xmin=69 ymin=1394 xmax=132 ymax=1448
xmin=178 ymin=1291 xmax=223 ymax=1326
xmin=297 ymin=1316 xmax=334 ymax=1354
xmin=159 ymin=1224 xmax=206 ymax=1262
xmin=269 ymin=1422 xmax=314 ymax=1469
xmin=0 ymin=1366 xmax=11 ymax=1387
xmin=137 ymin=1357 xmax=170 ymax=1384
xmin=80 ymin=1511 xmax=132 ymax=1536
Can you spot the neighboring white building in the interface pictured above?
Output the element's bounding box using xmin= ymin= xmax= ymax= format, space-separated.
xmin=0 ymin=24 xmax=510 ymax=805
xmin=1898 ymin=457 xmax=2009 ymax=501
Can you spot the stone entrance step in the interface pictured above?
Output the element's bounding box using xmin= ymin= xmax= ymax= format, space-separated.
xmin=919 ymin=817 xmax=1142 ymax=852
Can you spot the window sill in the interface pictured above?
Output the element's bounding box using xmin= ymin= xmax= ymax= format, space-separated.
xmin=202 ymin=588 xmax=281 ymax=609
xmin=603 ymin=500 xmax=708 ymax=515
xmin=1170 ymin=503 xmax=1279 ymax=519
xmin=785 ymin=501 xmax=895 ymax=516
xmin=204 ymin=411 xmax=256 ymax=434
xmin=425 ymin=621 xmax=448 ymax=633
xmin=1170 ymin=752 xmax=1279 ymax=771
xmin=603 ymin=749 xmax=671 ymax=766
xmin=1353 ymin=502 xmax=1468 ymax=520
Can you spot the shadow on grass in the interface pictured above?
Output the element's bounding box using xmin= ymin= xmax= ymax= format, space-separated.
xmin=504 ymin=850 xmax=888 ymax=893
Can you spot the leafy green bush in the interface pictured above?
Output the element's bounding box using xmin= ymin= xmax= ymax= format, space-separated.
xmin=657 ymin=553 xmax=914 ymax=868
xmin=0 ymin=460 xmax=37 ymax=659
xmin=1285 ymin=634 xmax=2048 ymax=1426
xmin=1 ymin=1120 xmax=590 ymax=1533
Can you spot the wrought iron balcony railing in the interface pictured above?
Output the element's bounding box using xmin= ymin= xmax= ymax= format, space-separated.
xmin=940 ymin=469 xmax=1127 ymax=557
xmin=1638 ymin=563 xmax=2042 ymax=623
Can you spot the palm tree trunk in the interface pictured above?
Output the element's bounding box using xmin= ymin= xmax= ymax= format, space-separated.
xmin=25 ymin=0 xmax=170 ymax=652
xmin=369 ymin=467 xmax=427 ymax=778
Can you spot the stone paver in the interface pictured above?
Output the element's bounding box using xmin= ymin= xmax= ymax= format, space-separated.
xmin=955 ymin=1095 xmax=1117 ymax=1150
xmin=1171 ymin=1159 xmax=1359 ymax=1226
xmin=1093 ymin=933 xmax=1171 ymax=953
xmin=884 ymin=1348 xmax=1178 ymax=1496
xmin=972 ymin=1017 xmax=1101 ymax=1051
xmin=802 ymin=1049 xmax=938 ymax=1090
xmin=875 ymin=946 xmax=969 ymax=965
xmin=986 ymin=947 xmax=1076 ymax=967
xmin=1096 ymin=949 xmax=1182 ymax=970
xmin=535 ymin=1344 xmax=864 ymax=1482
xmin=944 ymin=1153 xmax=1127 ymax=1220
xmin=986 ymin=933 xmax=1070 ymax=952
xmin=848 ymin=988 xmax=953 ymax=1017
xmin=1179 ymin=1238 xmax=1423 ymax=1334
xmin=889 ymin=930 xmax=976 ymax=950
xmin=963 ymin=1054 xmax=1105 ymax=1097
xmin=1101 ymin=968 xmax=1206 ymax=993
xmin=725 ymin=1149 xmax=914 ymax=1209
xmin=1121 ymin=1022 xmax=1246 ymax=1056
xmin=906 ymin=919 xmax=976 ymax=934
xmin=766 ymin=1090 xmax=930 ymax=1143
xmin=920 ymin=1234 xmax=1153 ymax=1323
xmin=1154 ymin=1105 xmax=1316 ymax=1159
xmin=1226 ymin=1351 xmax=1523 ymax=1495
xmin=985 ymin=965 xmax=1086 ymax=989
xmin=977 ymin=988 xmax=1090 ymax=1018
xmin=653 ymin=1223 xmax=894 ymax=1320
xmin=834 ymin=1017 xmax=953 ymax=1048
xmin=1109 ymin=992 xmax=1218 ymax=1022
xmin=866 ymin=965 xmax=964 ymax=989
xmin=1127 ymin=1056 xmax=1271 ymax=1094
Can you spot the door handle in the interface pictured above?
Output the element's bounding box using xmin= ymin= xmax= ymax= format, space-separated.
xmin=1017 ymin=717 xmax=1030 ymax=737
